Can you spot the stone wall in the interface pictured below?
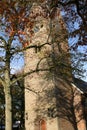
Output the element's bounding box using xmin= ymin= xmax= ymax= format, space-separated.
xmin=24 ymin=3 xmax=80 ymax=130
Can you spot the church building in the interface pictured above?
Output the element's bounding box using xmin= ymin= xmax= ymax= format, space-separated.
xmin=24 ymin=3 xmax=86 ymax=130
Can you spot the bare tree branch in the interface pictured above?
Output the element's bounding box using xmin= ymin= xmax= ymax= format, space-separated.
xmin=10 ymin=68 xmax=50 ymax=85
xmin=0 ymin=77 xmax=5 ymax=87
xmin=0 ymin=36 xmax=7 ymax=45
xmin=11 ymin=42 xmax=51 ymax=55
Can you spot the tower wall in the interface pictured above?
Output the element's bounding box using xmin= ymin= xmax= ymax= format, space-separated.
xmin=24 ymin=3 xmax=74 ymax=130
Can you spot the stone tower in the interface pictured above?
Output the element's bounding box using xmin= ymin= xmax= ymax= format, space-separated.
xmin=24 ymin=3 xmax=73 ymax=130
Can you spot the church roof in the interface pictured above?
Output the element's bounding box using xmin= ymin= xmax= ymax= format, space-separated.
xmin=73 ymin=77 xmax=87 ymax=95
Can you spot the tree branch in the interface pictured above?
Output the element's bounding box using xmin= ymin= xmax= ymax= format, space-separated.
xmin=11 ymin=42 xmax=51 ymax=55
xmin=0 ymin=36 xmax=7 ymax=45
xmin=10 ymin=68 xmax=50 ymax=85
xmin=75 ymin=0 xmax=87 ymax=25
xmin=25 ymin=86 xmax=39 ymax=95
xmin=0 ymin=77 xmax=5 ymax=87
xmin=58 ymin=0 xmax=87 ymax=24
xmin=58 ymin=0 xmax=76 ymax=7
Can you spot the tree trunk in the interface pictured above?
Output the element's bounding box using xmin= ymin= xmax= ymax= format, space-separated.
xmin=4 ymin=85 xmax=12 ymax=130
xmin=4 ymin=42 xmax=12 ymax=130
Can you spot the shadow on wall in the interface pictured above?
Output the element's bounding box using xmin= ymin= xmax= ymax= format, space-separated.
xmin=34 ymin=77 xmax=86 ymax=130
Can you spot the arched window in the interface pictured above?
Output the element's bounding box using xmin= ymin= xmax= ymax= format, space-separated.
xmin=40 ymin=119 xmax=46 ymax=130
xmin=34 ymin=118 xmax=47 ymax=130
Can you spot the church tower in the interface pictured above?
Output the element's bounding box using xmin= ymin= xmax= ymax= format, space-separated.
xmin=24 ymin=2 xmax=73 ymax=130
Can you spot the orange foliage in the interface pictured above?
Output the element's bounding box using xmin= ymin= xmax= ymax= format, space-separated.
xmin=0 ymin=1 xmax=29 ymax=35
xmin=18 ymin=31 xmax=26 ymax=35
xmin=9 ymin=31 xmax=15 ymax=37
xmin=0 ymin=0 xmax=59 ymax=48
xmin=0 ymin=1 xmax=32 ymax=48
xmin=23 ymin=42 xmax=30 ymax=48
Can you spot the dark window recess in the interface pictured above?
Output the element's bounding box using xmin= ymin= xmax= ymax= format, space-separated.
xmin=41 ymin=24 xmax=43 ymax=28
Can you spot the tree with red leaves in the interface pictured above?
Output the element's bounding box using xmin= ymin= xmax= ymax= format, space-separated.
xmin=0 ymin=1 xmax=32 ymax=130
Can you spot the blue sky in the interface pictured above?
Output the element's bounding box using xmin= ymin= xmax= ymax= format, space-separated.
xmin=61 ymin=6 xmax=87 ymax=82
xmin=0 ymin=33 xmax=24 ymax=74
xmin=68 ymin=34 xmax=87 ymax=82
xmin=10 ymin=38 xmax=24 ymax=74
xmin=10 ymin=53 xmax=24 ymax=74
